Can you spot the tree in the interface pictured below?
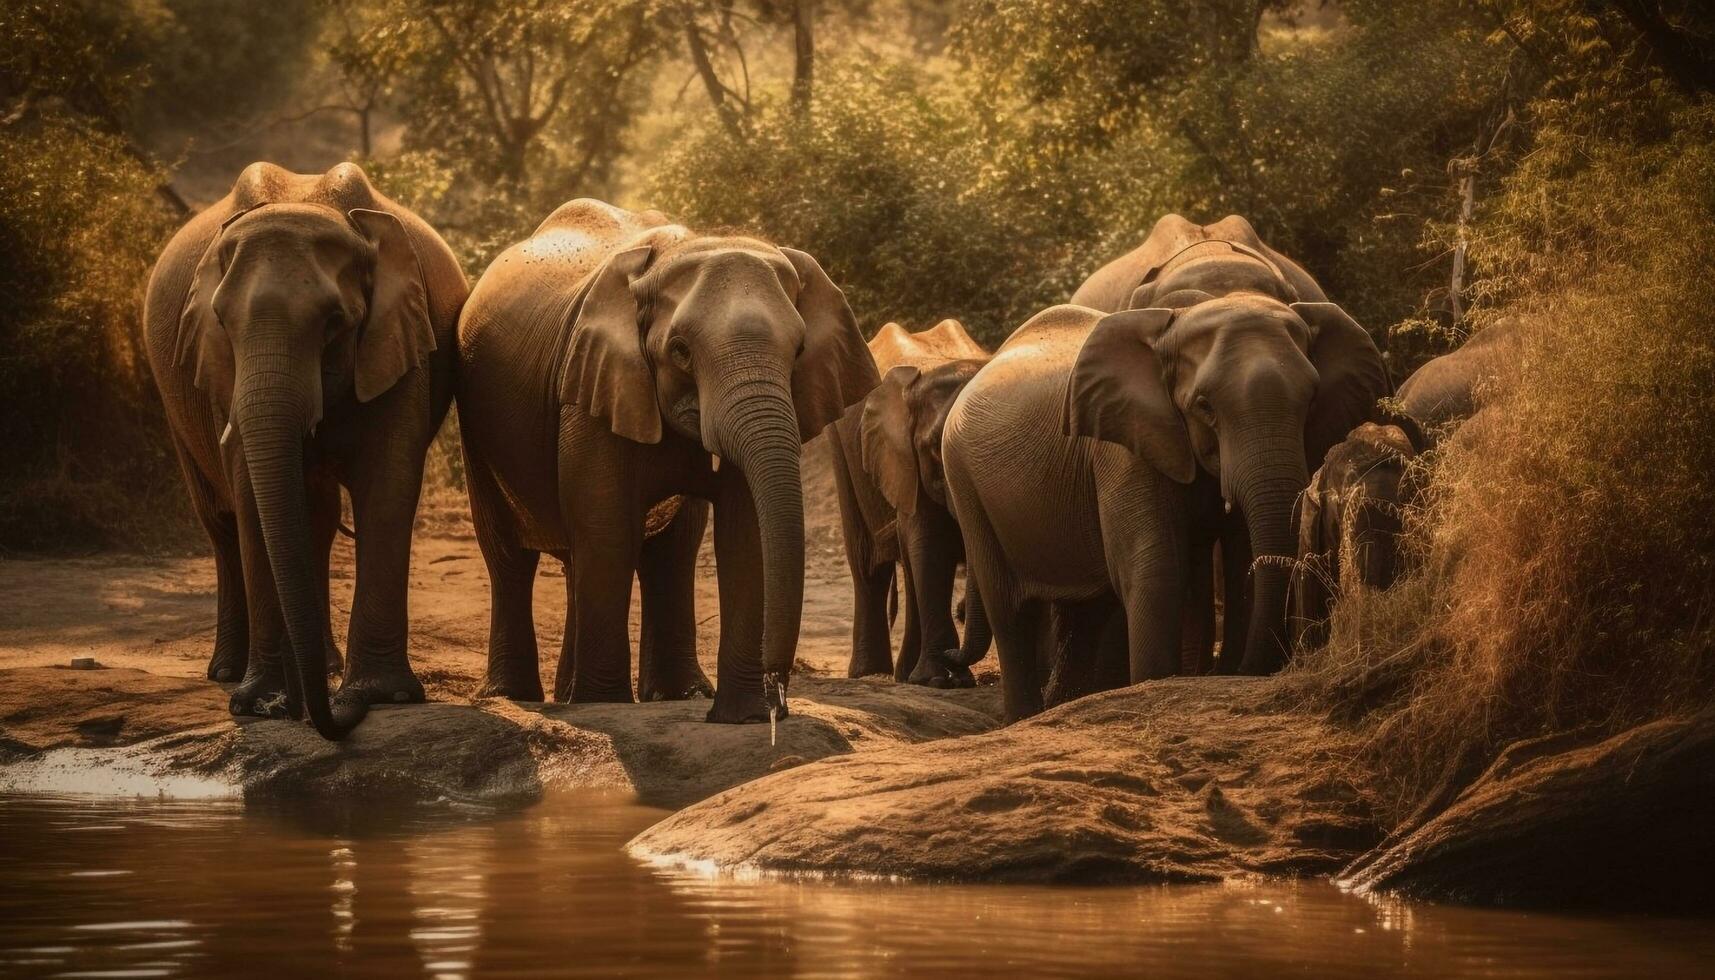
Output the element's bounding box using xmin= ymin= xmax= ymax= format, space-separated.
xmin=334 ymin=0 xmax=669 ymax=194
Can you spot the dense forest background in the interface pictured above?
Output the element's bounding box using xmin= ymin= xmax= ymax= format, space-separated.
xmin=1 ymin=0 xmax=1710 ymax=558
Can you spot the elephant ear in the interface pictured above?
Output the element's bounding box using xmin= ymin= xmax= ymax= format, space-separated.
xmin=1294 ymin=302 xmax=1391 ymax=469
xmin=782 ymin=248 xmax=879 ymax=442
xmin=177 ymin=223 xmax=240 ymax=415
xmin=562 ymin=244 xmax=660 ymax=444
xmin=860 ymin=366 xmax=921 ymax=517
xmin=1064 ymin=308 xmax=1197 ymax=484
xmin=348 ymin=208 xmax=435 ymax=403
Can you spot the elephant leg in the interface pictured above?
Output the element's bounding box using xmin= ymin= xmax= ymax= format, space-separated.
xmin=706 ymin=465 xmax=771 ymax=724
xmin=170 ymin=436 xmax=248 ymax=682
xmin=1042 ymin=595 xmax=1120 ymax=707
xmin=954 ymin=575 xmax=991 ymax=672
xmin=561 ymin=530 xmax=639 ymax=705
xmin=1180 ymin=541 xmax=1217 ymax=675
xmin=993 ymin=598 xmax=1046 ymax=722
xmin=338 ymin=450 xmax=426 ymax=707
xmin=308 ymin=470 xmax=345 ymax=677
xmin=901 ymin=510 xmax=966 ymax=686
xmin=1217 ymin=513 xmax=1252 ymax=675
xmin=897 ymin=558 xmax=921 ymax=678
xmin=469 ymin=459 xmax=543 ymax=700
xmin=846 ymin=560 xmax=895 ymax=678
xmin=830 ymin=421 xmax=895 ymax=679
xmin=227 ymin=463 xmax=293 ymax=718
xmin=637 ymin=498 xmax=714 ymax=701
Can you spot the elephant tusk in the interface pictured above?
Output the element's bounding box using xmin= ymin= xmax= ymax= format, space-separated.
xmin=220 ymin=421 xmax=234 ymax=446
xmin=711 ymin=454 xmax=722 ymax=473
xmin=1224 ymin=498 xmax=1233 ymax=514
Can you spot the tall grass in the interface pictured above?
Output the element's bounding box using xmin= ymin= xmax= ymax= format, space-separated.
xmin=1290 ymin=105 xmax=1715 ymax=821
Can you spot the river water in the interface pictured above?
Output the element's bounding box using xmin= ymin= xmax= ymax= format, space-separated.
xmin=1 ymin=790 xmax=1711 ymax=978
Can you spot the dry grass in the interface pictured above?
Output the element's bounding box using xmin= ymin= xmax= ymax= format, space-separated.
xmin=1287 ymin=108 xmax=1715 ymax=822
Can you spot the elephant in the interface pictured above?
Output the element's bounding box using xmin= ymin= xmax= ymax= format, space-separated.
xmin=1067 ymin=213 xmax=1391 ymax=678
xmin=1397 ymin=319 xmax=1521 ymax=443
xmin=824 ymin=319 xmax=990 ymax=682
xmin=1288 ymin=419 xmax=1424 ymax=650
xmin=859 ymin=356 xmax=994 ymax=687
xmin=943 ymin=304 xmax=1193 ymax=721
xmin=143 ymin=162 xmax=465 ymax=740
xmin=456 ymin=200 xmax=876 ymax=723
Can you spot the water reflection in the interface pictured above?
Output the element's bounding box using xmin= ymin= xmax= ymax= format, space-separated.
xmin=2 ymin=790 xmax=1712 ymax=978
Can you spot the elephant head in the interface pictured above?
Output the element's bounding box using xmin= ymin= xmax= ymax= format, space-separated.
xmin=859 ymin=359 xmax=988 ymax=516
xmin=178 ymin=202 xmax=435 ymax=739
xmin=563 ymin=237 xmax=875 ymax=710
xmin=1064 ymin=293 xmax=1388 ymax=673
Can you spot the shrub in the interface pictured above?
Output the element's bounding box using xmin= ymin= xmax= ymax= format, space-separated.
xmin=1291 ymin=103 xmax=1715 ymax=820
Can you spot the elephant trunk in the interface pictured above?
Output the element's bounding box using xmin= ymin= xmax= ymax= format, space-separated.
xmin=233 ymin=347 xmax=364 ymax=741
xmin=1226 ymin=420 xmax=1310 ymax=675
xmin=712 ymin=377 xmax=805 ymax=714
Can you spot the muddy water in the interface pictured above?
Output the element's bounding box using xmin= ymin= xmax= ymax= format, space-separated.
xmin=2 ymin=791 xmax=1712 ymax=978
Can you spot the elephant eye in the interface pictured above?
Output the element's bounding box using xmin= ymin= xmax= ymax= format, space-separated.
xmin=1192 ymin=394 xmax=1216 ymax=424
xmin=667 ymin=336 xmax=693 ymax=370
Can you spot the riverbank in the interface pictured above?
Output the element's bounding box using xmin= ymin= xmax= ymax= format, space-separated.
xmin=3 ymin=439 xmax=1710 ymax=911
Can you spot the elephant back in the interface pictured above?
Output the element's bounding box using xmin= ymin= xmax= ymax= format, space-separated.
xmin=1071 ymin=213 xmax=1326 ymax=313
xmin=868 ymin=318 xmax=989 ymax=375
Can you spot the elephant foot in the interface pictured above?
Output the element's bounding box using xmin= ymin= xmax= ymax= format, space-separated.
xmin=906 ymin=649 xmax=976 ymax=689
xmin=846 ymin=656 xmax=894 ymax=679
xmin=704 ymin=689 xmax=785 ymax=724
xmin=337 ymin=658 xmax=426 ymax=706
xmin=206 ymin=644 xmax=247 ymax=684
xmin=479 ymin=670 xmax=545 ymax=702
xmin=229 ymin=662 xmax=292 ymax=718
xmin=639 ymin=667 xmax=714 ymax=702
xmin=559 ymin=682 xmax=635 ymax=705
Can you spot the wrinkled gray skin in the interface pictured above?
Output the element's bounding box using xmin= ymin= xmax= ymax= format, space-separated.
xmin=457 ymin=200 xmax=875 ymax=723
xmin=1068 ymin=213 xmax=1391 ymax=679
xmin=1397 ymin=319 xmax=1522 ymax=444
xmin=1289 ymin=420 xmax=1423 ymax=650
xmin=859 ymin=358 xmax=994 ymax=688
xmin=144 ymin=163 xmax=464 ymax=740
xmin=944 ymin=305 xmax=1192 ymax=721
xmin=826 ymin=320 xmax=988 ymax=682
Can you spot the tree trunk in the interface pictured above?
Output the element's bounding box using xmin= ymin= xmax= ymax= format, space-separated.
xmin=792 ymin=0 xmax=815 ymax=115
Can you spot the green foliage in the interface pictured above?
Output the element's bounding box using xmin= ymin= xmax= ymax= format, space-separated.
xmin=651 ymin=58 xmax=1106 ymax=343
xmin=0 ymin=107 xmax=183 ymax=551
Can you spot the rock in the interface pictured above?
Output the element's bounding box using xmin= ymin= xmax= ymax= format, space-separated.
xmin=1340 ymin=709 xmax=1715 ymax=910
xmin=0 ymin=667 xmax=1002 ymax=808
xmin=628 ymin=677 xmax=1383 ymax=883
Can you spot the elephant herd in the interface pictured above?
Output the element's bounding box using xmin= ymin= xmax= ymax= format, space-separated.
xmin=143 ymin=162 xmax=1507 ymax=741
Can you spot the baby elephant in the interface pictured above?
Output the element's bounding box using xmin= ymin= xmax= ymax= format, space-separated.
xmin=860 ymin=358 xmax=993 ymax=687
xmin=825 ymin=319 xmax=988 ymax=681
xmin=1289 ymin=420 xmax=1423 ymax=649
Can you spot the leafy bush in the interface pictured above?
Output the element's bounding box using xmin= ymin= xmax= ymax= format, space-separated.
xmin=1292 ymin=99 xmax=1715 ymax=821
xmin=0 ymin=108 xmax=185 ymax=551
